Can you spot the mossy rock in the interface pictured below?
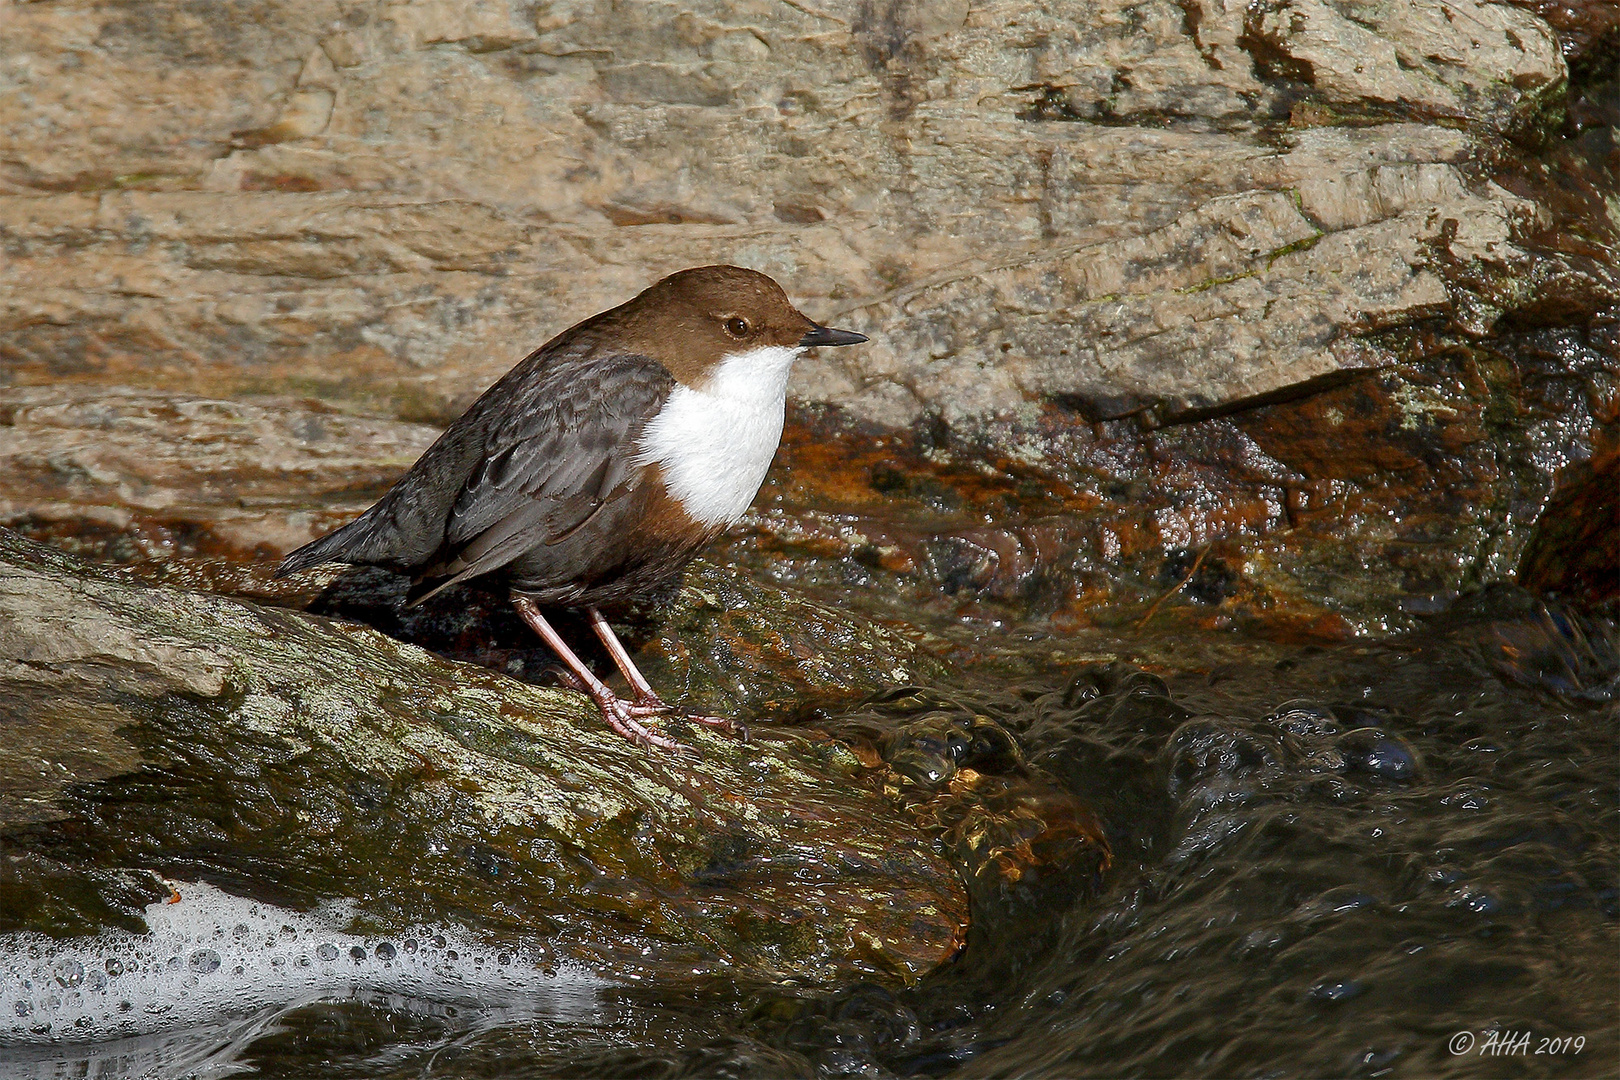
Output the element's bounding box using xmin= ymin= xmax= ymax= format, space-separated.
xmin=0 ymin=530 xmax=965 ymax=986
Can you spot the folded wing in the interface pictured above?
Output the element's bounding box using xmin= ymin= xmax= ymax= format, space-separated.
xmin=407 ymin=354 xmax=675 ymax=603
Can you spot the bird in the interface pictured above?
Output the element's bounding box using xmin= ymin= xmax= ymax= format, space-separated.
xmin=275 ymin=265 xmax=867 ymax=750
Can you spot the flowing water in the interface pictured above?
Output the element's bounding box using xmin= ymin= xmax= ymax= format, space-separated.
xmin=3 ymin=579 xmax=1613 ymax=1078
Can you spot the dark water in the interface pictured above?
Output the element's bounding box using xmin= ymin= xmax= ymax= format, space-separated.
xmin=11 ymin=591 xmax=1611 ymax=1078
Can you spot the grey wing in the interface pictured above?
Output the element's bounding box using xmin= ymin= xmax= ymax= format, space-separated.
xmin=410 ymin=355 xmax=673 ymax=603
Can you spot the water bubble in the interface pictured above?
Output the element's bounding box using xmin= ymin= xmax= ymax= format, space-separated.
xmin=1308 ymin=979 xmax=1364 ymax=1003
xmin=0 ymin=880 xmax=602 ymax=1046
xmin=432 ymin=935 xmax=447 ymax=949
xmin=233 ymin=923 xmax=251 ymax=939
xmin=1337 ymin=728 xmax=1419 ymax=780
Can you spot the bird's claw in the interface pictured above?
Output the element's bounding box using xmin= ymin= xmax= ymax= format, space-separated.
xmin=547 ymin=668 xmax=741 ymax=751
xmin=627 ymin=694 xmax=747 ymax=741
xmin=686 ymin=714 xmax=748 ymax=741
xmin=638 ymin=702 xmax=751 ymax=744
xmin=598 ymin=694 xmax=693 ymax=755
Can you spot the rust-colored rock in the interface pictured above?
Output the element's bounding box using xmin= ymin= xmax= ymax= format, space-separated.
xmin=1517 ymin=445 xmax=1620 ymax=607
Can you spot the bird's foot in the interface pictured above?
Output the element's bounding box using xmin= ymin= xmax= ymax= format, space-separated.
xmin=598 ymin=693 xmax=694 ymax=755
xmin=547 ymin=669 xmax=745 ymax=745
xmin=628 ymin=692 xmax=748 ymax=741
xmin=546 ymin=669 xmax=693 ymax=754
xmin=682 ymin=710 xmax=749 ymax=741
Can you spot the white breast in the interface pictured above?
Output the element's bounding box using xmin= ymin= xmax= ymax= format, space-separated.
xmin=635 ymin=345 xmax=801 ymax=528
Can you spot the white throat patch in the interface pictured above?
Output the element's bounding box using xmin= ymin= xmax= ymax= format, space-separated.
xmin=636 ymin=345 xmax=801 ymax=528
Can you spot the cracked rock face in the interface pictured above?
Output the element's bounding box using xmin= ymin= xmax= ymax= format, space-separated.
xmin=1 ymin=0 xmax=1603 ymax=433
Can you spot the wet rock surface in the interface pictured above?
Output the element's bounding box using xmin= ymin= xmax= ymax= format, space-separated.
xmin=1516 ymin=446 xmax=1620 ymax=608
xmin=21 ymin=597 xmax=1597 ymax=1079
xmin=0 ymin=530 xmax=969 ymax=990
xmin=737 ymin=319 xmax=1616 ymax=638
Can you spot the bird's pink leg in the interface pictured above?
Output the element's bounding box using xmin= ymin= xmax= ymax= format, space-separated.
xmin=511 ymin=596 xmax=689 ymax=753
xmin=586 ymin=607 xmax=747 ymax=739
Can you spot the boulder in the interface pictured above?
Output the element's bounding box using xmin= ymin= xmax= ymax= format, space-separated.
xmin=0 ymin=0 xmax=1604 ymax=429
xmin=0 ymin=529 xmax=967 ymax=986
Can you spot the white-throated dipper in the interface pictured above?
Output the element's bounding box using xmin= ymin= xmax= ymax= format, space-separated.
xmin=276 ymin=265 xmax=867 ymax=750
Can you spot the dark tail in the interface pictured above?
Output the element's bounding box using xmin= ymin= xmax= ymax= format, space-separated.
xmin=274 ymin=515 xmax=372 ymax=579
xmin=275 ymin=467 xmax=454 ymax=582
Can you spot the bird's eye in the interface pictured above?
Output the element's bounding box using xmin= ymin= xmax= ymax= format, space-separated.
xmin=724 ymin=317 xmax=750 ymax=338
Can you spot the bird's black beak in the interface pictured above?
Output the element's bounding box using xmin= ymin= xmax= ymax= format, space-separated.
xmin=799 ymin=325 xmax=868 ymax=348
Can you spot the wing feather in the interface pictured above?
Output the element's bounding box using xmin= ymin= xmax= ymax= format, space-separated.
xmin=409 ymin=353 xmax=674 ymax=601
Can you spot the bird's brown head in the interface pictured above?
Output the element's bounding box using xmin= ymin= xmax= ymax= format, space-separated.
xmin=593 ymin=265 xmax=866 ymax=388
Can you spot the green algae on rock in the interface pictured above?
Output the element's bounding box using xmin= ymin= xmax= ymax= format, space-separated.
xmin=632 ymin=559 xmax=953 ymax=720
xmin=105 ymin=551 xmax=953 ymax=724
xmin=0 ymin=530 xmax=966 ymax=985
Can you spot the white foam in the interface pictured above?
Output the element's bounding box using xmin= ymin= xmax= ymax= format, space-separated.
xmin=0 ymin=880 xmax=606 ymax=1046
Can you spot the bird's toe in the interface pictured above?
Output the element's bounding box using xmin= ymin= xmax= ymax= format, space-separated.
xmin=685 ymin=714 xmax=748 ymax=741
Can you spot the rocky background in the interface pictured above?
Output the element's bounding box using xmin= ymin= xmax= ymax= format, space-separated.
xmin=0 ymin=2 xmax=1616 ymax=1058
xmin=2 ymin=0 xmax=1616 ymax=634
